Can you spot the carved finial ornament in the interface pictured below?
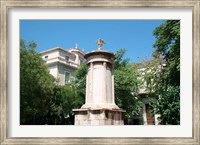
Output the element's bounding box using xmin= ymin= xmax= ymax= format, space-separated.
xmin=96 ymin=39 xmax=106 ymax=50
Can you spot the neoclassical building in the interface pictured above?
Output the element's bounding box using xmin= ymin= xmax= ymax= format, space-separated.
xmin=133 ymin=61 xmax=162 ymax=125
xmin=40 ymin=44 xmax=85 ymax=85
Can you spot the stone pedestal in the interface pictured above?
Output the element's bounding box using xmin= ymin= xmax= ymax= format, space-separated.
xmin=73 ymin=40 xmax=125 ymax=125
xmin=73 ymin=108 xmax=124 ymax=125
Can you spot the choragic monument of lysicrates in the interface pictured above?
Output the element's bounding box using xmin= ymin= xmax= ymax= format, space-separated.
xmin=73 ymin=39 xmax=125 ymax=125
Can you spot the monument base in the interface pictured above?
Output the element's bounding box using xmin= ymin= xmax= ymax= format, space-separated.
xmin=73 ymin=108 xmax=125 ymax=125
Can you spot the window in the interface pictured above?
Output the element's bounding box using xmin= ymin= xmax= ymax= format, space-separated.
xmin=44 ymin=55 xmax=48 ymax=61
xmin=65 ymin=56 xmax=69 ymax=62
xmin=65 ymin=72 xmax=70 ymax=84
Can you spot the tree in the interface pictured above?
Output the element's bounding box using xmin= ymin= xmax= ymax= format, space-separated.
xmin=114 ymin=49 xmax=143 ymax=123
xmin=153 ymin=20 xmax=180 ymax=87
xmin=74 ymin=62 xmax=87 ymax=90
xmin=150 ymin=20 xmax=180 ymax=124
xmin=46 ymin=84 xmax=84 ymax=125
xmin=20 ymin=39 xmax=85 ymax=125
xmin=20 ymin=39 xmax=56 ymax=124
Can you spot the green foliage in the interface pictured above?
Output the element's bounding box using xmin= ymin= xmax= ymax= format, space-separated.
xmin=74 ymin=62 xmax=87 ymax=89
xmin=20 ymin=39 xmax=56 ymax=124
xmin=153 ymin=20 xmax=180 ymax=86
xmin=20 ymin=39 xmax=84 ymax=125
xmin=153 ymin=85 xmax=180 ymax=125
xmin=114 ymin=49 xmax=143 ymax=120
xmin=150 ymin=20 xmax=180 ymax=124
xmin=114 ymin=48 xmax=130 ymax=69
xmin=46 ymin=84 xmax=84 ymax=125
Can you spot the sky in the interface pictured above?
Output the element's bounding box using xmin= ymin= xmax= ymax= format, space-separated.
xmin=20 ymin=20 xmax=164 ymax=63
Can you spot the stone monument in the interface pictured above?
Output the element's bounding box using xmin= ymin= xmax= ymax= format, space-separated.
xmin=73 ymin=39 xmax=125 ymax=125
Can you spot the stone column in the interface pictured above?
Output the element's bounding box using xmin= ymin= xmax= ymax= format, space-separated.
xmin=86 ymin=69 xmax=89 ymax=103
xmin=111 ymin=65 xmax=115 ymax=104
xmin=89 ymin=62 xmax=93 ymax=103
xmin=103 ymin=62 xmax=107 ymax=103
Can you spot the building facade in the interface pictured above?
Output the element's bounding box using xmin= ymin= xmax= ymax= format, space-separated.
xmin=40 ymin=45 xmax=85 ymax=85
xmin=135 ymin=62 xmax=162 ymax=125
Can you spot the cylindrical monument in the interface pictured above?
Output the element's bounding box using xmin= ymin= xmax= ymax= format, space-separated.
xmin=73 ymin=39 xmax=125 ymax=125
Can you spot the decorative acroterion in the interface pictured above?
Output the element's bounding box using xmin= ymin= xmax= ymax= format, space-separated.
xmin=96 ymin=39 xmax=105 ymax=50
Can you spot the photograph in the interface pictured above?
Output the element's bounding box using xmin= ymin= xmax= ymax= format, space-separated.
xmin=0 ymin=0 xmax=199 ymax=144
xmin=20 ymin=20 xmax=180 ymax=126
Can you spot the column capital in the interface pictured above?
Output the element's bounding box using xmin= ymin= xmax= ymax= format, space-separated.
xmin=90 ymin=62 xmax=93 ymax=67
xmin=103 ymin=62 xmax=107 ymax=67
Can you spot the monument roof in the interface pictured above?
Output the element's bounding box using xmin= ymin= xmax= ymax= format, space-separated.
xmin=84 ymin=50 xmax=115 ymax=59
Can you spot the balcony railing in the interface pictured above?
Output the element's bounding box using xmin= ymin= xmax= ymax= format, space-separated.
xmin=44 ymin=56 xmax=79 ymax=68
